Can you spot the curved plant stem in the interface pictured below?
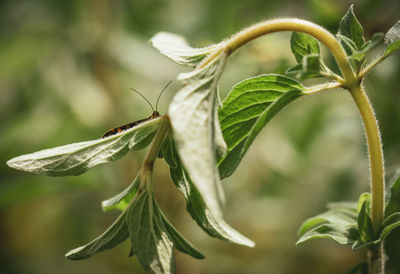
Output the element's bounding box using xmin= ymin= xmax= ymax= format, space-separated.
xmin=197 ymin=18 xmax=356 ymax=84
xmin=349 ymin=83 xmax=385 ymax=229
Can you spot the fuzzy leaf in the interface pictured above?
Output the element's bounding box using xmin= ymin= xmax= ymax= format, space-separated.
xmin=297 ymin=223 xmax=358 ymax=246
xmin=379 ymin=212 xmax=400 ymax=240
xmin=357 ymin=199 xmax=375 ymax=244
xmin=218 ymin=74 xmax=304 ymax=178
xmin=169 ymin=156 xmax=254 ymax=247
xmin=290 ymin=32 xmax=320 ymax=63
xmin=337 ymin=5 xmax=365 ymax=54
xmin=150 ymin=32 xmax=222 ymax=67
xmin=66 ymin=211 xmax=129 ymax=260
xmin=126 ymin=192 xmax=175 ymax=274
xmin=159 ymin=133 xmax=178 ymax=169
xmin=384 ymin=20 xmax=400 ymax=57
xmin=168 ymin=55 xmax=227 ymax=217
xmin=385 ymin=170 xmax=400 ymax=216
xmin=155 ymin=204 xmax=205 ymax=259
xmin=298 ymin=208 xmax=357 ymax=237
xmin=102 ymin=174 xmax=141 ymax=212
xmin=7 ymin=118 xmax=163 ymax=176
xmin=286 ymin=54 xmax=324 ymax=79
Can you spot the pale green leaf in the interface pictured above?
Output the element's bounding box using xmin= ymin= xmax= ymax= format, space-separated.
xmin=298 ymin=208 xmax=357 ymax=237
xmin=155 ymin=203 xmax=205 ymax=259
xmin=101 ymin=174 xmax=141 ymax=212
xmin=7 ymin=117 xmax=163 ymax=176
xmin=218 ymin=74 xmax=304 ymax=178
xmin=169 ymin=55 xmax=227 ymax=217
xmin=169 ymin=157 xmax=254 ymax=247
xmin=290 ymin=32 xmax=320 ymax=63
xmin=297 ymin=223 xmax=358 ymax=246
xmin=66 ymin=211 xmax=129 ymax=260
xmin=150 ymin=32 xmax=222 ymax=67
xmin=126 ymin=192 xmax=175 ymax=274
xmin=384 ymin=20 xmax=400 ymax=57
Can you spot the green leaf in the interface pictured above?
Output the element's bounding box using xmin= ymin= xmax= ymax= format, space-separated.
xmin=357 ymin=192 xmax=371 ymax=214
xmin=159 ymin=133 xmax=178 ymax=169
xmin=170 ymin=157 xmax=254 ymax=247
xmin=66 ymin=211 xmax=129 ymax=260
xmin=286 ymin=54 xmax=324 ymax=79
xmin=298 ymin=208 xmax=357 ymax=237
xmin=378 ymin=212 xmax=400 ymax=240
xmin=383 ymin=20 xmax=400 ymax=57
xmin=385 ymin=170 xmax=400 ymax=216
xmin=102 ymin=173 xmax=141 ymax=212
xmin=290 ymin=32 xmax=320 ymax=63
xmin=126 ymin=191 xmax=175 ymax=274
xmin=297 ymin=223 xmax=358 ymax=246
xmin=169 ymin=55 xmax=227 ymax=217
xmin=218 ymin=74 xmax=304 ymax=178
xmin=155 ymin=203 xmax=205 ymax=259
xmin=356 ymin=200 xmax=375 ymax=244
xmin=7 ymin=117 xmax=163 ymax=176
xmin=150 ymin=32 xmax=222 ymax=67
xmin=337 ymin=5 xmax=365 ymax=54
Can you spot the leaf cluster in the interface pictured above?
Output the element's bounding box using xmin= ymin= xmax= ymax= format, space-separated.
xmin=5 ymin=4 xmax=400 ymax=274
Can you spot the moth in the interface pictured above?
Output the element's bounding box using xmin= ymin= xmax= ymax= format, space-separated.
xmin=102 ymin=81 xmax=171 ymax=138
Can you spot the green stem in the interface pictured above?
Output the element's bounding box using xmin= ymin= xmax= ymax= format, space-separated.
xmin=349 ymin=83 xmax=385 ymax=229
xmin=141 ymin=116 xmax=170 ymax=189
xmin=198 ymin=18 xmax=356 ymax=84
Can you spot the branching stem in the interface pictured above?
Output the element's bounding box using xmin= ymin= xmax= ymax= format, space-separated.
xmin=196 ymin=18 xmax=386 ymax=272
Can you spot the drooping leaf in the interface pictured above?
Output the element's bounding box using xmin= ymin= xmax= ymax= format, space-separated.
xmin=383 ymin=20 xmax=400 ymax=58
xmin=155 ymin=203 xmax=205 ymax=259
xmin=126 ymin=191 xmax=175 ymax=274
xmin=169 ymin=156 xmax=254 ymax=247
xmin=7 ymin=117 xmax=163 ymax=176
xmin=385 ymin=170 xmax=400 ymax=216
xmin=150 ymin=32 xmax=222 ymax=67
xmin=218 ymin=74 xmax=304 ymax=178
xmin=337 ymin=5 xmax=365 ymax=54
xmin=102 ymin=173 xmax=141 ymax=212
xmin=296 ymin=223 xmax=358 ymax=246
xmin=169 ymin=55 xmax=227 ymax=217
xmin=66 ymin=211 xmax=129 ymax=260
xmin=290 ymin=32 xmax=320 ymax=63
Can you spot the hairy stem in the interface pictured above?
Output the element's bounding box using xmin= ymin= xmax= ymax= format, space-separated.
xmin=349 ymin=83 xmax=385 ymax=229
xmin=142 ymin=116 xmax=170 ymax=188
xmin=198 ymin=18 xmax=356 ymax=84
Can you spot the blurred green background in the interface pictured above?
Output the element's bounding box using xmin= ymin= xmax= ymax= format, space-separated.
xmin=1 ymin=0 xmax=400 ymax=273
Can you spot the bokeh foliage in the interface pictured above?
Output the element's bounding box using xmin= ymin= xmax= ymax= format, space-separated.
xmin=1 ymin=0 xmax=400 ymax=273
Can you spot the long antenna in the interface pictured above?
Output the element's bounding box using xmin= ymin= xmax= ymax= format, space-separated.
xmin=129 ymin=87 xmax=154 ymax=112
xmin=155 ymin=81 xmax=172 ymax=111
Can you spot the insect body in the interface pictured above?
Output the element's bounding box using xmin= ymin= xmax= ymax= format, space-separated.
xmin=102 ymin=82 xmax=170 ymax=138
